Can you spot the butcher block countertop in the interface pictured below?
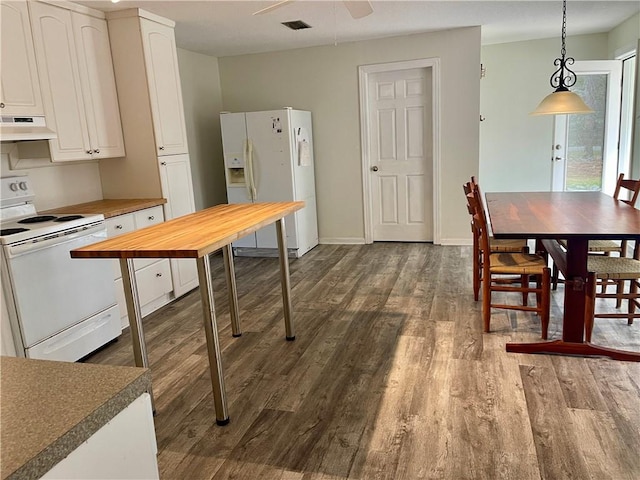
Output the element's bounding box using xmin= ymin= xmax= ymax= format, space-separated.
xmin=43 ymin=198 xmax=166 ymax=218
xmin=0 ymin=357 xmax=151 ymax=480
xmin=71 ymin=201 xmax=304 ymax=260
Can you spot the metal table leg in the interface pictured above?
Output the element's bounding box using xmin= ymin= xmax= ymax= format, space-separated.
xmin=276 ymin=219 xmax=295 ymax=340
xmin=120 ymin=258 xmax=155 ymax=412
xmin=223 ymin=245 xmax=241 ymax=337
xmin=196 ymin=255 xmax=230 ymax=425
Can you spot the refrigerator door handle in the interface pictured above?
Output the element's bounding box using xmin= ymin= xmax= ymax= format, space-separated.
xmin=245 ymin=139 xmax=257 ymax=201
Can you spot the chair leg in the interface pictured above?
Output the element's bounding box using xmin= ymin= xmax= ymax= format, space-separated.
xmin=482 ymin=272 xmax=491 ymax=333
xmin=584 ymin=272 xmax=597 ymax=343
xmin=616 ymin=279 xmax=624 ymax=309
xmin=473 ymin=247 xmax=480 ymax=302
xmin=521 ymin=274 xmax=529 ymax=306
xmin=552 ymin=263 xmax=559 ymax=291
xmin=629 ymin=279 xmax=637 ymax=326
xmin=540 ymin=268 xmax=550 ymax=340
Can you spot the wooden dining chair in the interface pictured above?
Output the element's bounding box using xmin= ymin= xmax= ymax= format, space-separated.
xmin=466 ymin=186 xmax=550 ymax=339
xmin=553 ymin=174 xmax=640 ymax=292
xmin=463 ymin=178 xmax=528 ymax=302
xmin=584 ymin=241 xmax=640 ymax=342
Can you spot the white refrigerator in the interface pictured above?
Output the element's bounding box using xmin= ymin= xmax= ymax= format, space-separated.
xmin=220 ymin=108 xmax=318 ymax=257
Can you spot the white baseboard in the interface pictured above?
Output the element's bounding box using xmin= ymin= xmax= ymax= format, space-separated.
xmin=319 ymin=237 xmax=472 ymax=246
xmin=319 ymin=237 xmax=366 ymax=245
xmin=439 ymin=238 xmax=473 ymax=246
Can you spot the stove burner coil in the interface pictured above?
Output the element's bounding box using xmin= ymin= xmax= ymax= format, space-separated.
xmin=54 ymin=215 xmax=84 ymax=222
xmin=0 ymin=228 xmax=30 ymax=236
xmin=18 ymin=215 xmax=57 ymax=224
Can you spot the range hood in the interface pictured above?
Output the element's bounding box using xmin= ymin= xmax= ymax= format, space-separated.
xmin=0 ymin=115 xmax=57 ymax=142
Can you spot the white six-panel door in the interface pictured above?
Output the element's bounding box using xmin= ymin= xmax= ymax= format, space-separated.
xmin=368 ymin=67 xmax=433 ymax=241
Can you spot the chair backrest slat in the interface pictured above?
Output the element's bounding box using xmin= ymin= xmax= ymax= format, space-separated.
xmin=613 ymin=173 xmax=640 ymax=207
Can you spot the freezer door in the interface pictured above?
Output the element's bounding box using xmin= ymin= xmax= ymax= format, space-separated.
xmin=220 ymin=112 xmax=248 ymax=155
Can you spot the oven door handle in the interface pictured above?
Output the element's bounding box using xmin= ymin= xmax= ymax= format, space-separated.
xmin=6 ymin=224 xmax=107 ymax=257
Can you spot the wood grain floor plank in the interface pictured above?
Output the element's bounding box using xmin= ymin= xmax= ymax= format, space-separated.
xmin=83 ymin=244 xmax=639 ymax=480
xmin=567 ymin=408 xmax=639 ymax=480
xmin=519 ymin=364 xmax=592 ymax=479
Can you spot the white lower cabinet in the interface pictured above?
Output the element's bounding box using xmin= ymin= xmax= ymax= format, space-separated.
xmin=42 ymin=393 xmax=159 ymax=479
xmin=106 ymin=205 xmax=173 ymax=329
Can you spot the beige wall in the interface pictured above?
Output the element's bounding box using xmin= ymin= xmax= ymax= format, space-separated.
xmin=608 ymin=12 xmax=640 ymax=58
xmin=218 ymin=27 xmax=481 ymax=244
xmin=176 ymin=48 xmax=227 ymax=210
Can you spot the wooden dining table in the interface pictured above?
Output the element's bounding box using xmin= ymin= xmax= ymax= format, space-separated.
xmin=485 ymin=191 xmax=640 ymax=362
xmin=71 ymin=201 xmax=304 ymax=424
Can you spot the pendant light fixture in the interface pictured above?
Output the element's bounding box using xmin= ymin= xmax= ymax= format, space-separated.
xmin=531 ymin=0 xmax=593 ymax=115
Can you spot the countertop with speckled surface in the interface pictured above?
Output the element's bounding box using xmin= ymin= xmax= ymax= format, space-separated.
xmin=0 ymin=356 xmax=151 ymax=480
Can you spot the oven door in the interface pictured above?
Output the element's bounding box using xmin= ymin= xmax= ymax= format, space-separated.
xmin=4 ymin=224 xmax=116 ymax=348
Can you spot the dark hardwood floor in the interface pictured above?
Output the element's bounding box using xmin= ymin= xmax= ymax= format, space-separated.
xmin=86 ymin=244 xmax=640 ymax=480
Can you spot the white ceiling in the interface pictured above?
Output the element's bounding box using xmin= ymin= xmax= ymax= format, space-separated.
xmin=78 ymin=1 xmax=640 ymax=57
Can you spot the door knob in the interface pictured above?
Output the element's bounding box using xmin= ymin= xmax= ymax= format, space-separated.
xmin=371 ymin=166 xmax=379 ymax=172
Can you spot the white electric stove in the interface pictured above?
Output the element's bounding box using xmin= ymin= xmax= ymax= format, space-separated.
xmin=0 ymin=175 xmax=121 ymax=361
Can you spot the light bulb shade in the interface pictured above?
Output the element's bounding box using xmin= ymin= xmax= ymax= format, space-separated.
xmin=530 ymin=90 xmax=594 ymax=115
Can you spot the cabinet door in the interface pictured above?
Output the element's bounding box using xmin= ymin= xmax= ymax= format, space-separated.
xmin=29 ymin=1 xmax=91 ymax=161
xmin=158 ymin=154 xmax=198 ymax=296
xmin=140 ymin=19 xmax=189 ymax=156
xmin=71 ymin=13 xmax=124 ymax=159
xmin=0 ymin=1 xmax=44 ymax=116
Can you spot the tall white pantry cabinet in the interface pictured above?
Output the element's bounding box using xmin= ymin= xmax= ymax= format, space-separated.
xmin=99 ymin=8 xmax=198 ymax=297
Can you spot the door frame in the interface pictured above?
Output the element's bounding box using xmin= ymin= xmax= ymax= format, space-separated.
xmin=358 ymin=58 xmax=441 ymax=244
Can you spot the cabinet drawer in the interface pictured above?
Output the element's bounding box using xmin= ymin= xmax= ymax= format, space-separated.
xmin=132 ymin=206 xmax=165 ymax=269
xmin=133 ymin=205 xmax=164 ymax=229
xmin=136 ymin=259 xmax=172 ymax=307
xmin=105 ymin=214 xmax=135 ymax=237
xmin=106 ymin=214 xmax=134 ymax=279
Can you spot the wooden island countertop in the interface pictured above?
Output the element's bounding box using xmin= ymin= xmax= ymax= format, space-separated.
xmin=43 ymin=198 xmax=166 ymax=219
xmin=70 ymin=201 xmax=304 ymax=425
xmin=71 ymin=202 xmax=304 ymax=260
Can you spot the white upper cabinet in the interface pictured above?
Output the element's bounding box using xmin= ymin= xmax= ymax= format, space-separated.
xmin=29 ymin=1 xmax=124 ymax=162
xmin=71 ymin=12 xmax=125 ymax=159
xmin=140 ymin=19 xmax=189 ymax=156
xmin=0 ymin=1 xmax=44 ymax=116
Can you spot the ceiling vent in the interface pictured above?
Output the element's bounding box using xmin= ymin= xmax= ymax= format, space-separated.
xmin=281 ymin=20 xmax=311 ymax=30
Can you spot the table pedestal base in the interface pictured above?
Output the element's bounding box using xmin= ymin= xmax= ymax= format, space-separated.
xmin=506 ymin=340 xmax=640 ymax=362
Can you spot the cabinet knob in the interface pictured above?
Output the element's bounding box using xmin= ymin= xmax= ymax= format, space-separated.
xmin=156 ymin=272 xmax=162 ymax=277
xmin=0 ymin=103 xmax=5 ymax=108
xmin=148 ymin=216 xmax=154 ymax=220
xmin=115 ymin=225 xmax=123 ymax=229
xmin=86 ymin=150 xmax=92 ymax=154
xmin=93 ymin=149 xmax=100 ymax=154
xmin=161 ymin=162 xmax=167 ymax=166
xmin=159 ymin=146 xmax=165 ymax=150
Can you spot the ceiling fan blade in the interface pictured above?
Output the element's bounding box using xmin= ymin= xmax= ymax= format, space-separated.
xmin=253 ymin=0 xmax=295 ymax=16
xmin=343 ymin=0 xmax=373 ymax=19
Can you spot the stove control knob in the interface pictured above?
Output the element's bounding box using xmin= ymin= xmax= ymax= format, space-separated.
xmin=18 ymin=182 xmax=28 ymax=190
xmin=9 ymin=182 xmax=18 ymax=192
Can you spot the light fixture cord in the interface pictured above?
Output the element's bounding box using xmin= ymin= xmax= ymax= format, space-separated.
xmin=560 ymin=0 xmax=567 ymax=58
